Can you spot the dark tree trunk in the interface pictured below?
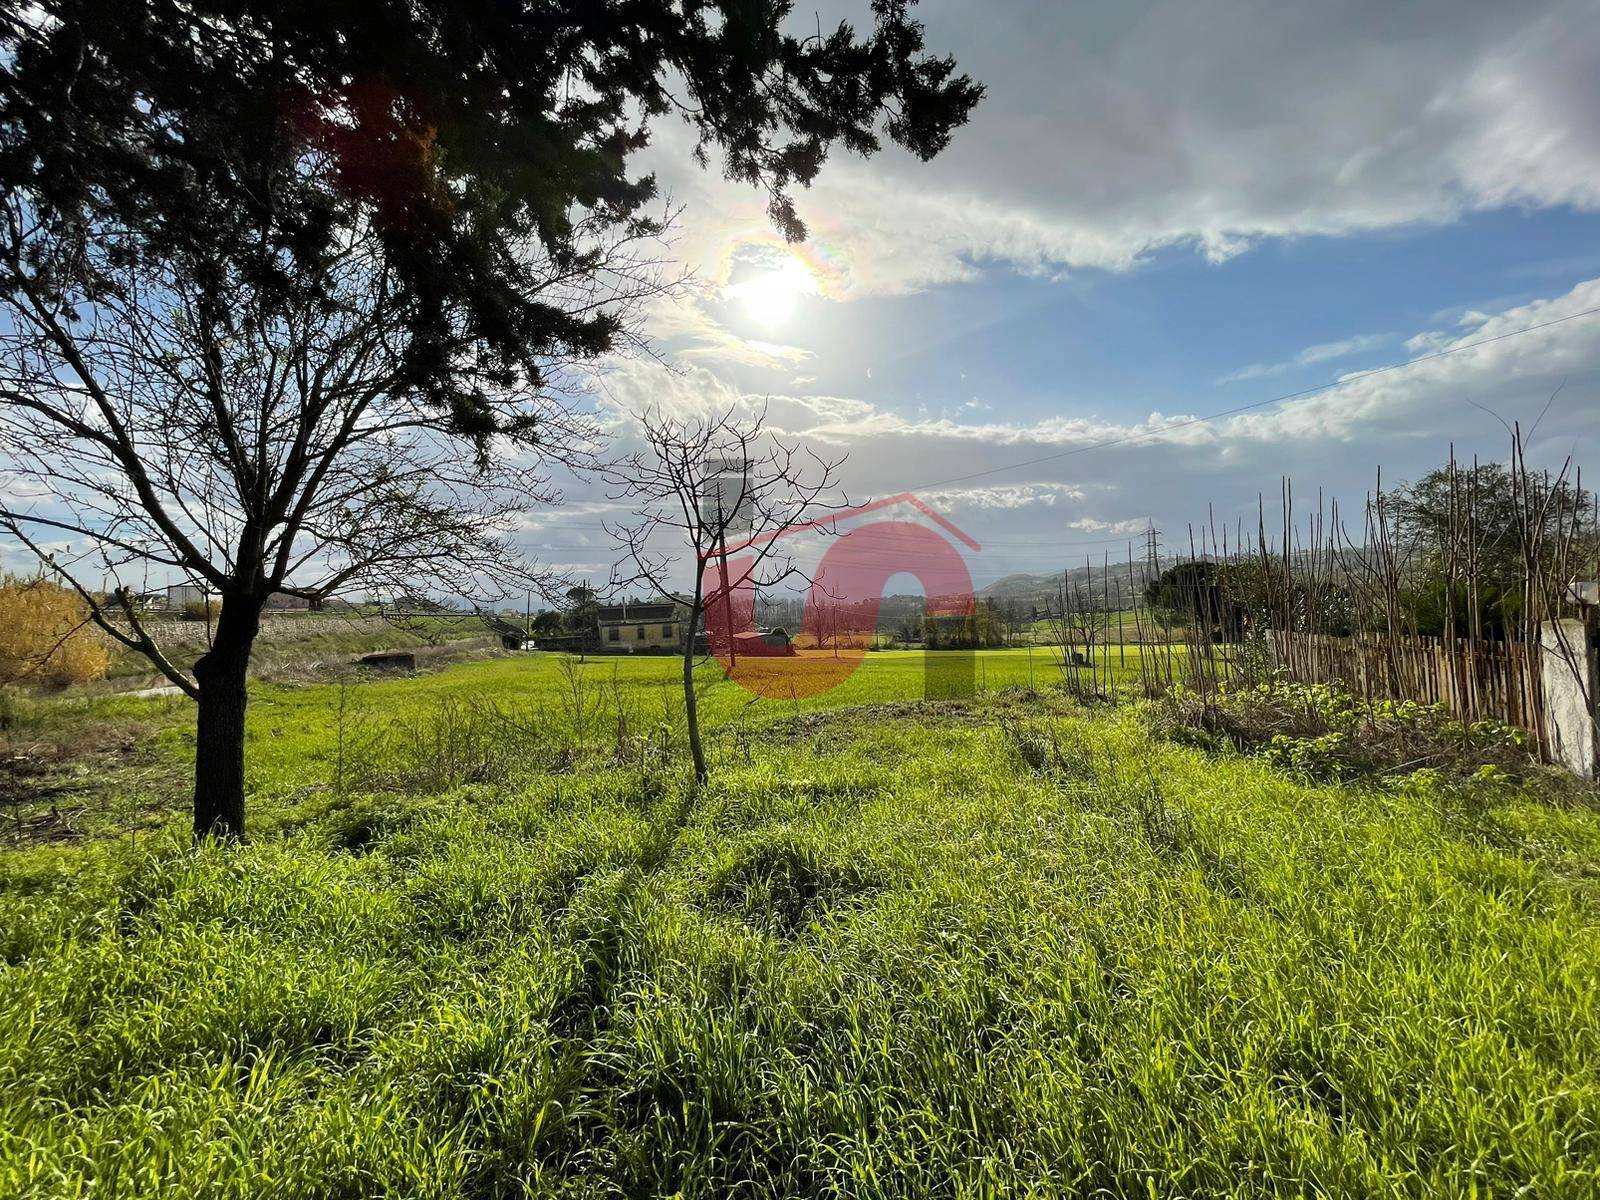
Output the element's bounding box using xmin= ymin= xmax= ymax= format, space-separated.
xmin=684 ymin=581 xmax=707 ymax=785
xmin=192 ymin=596 xmax=262 ymax=840
xmin=683 ymin=630 xmax=707 ymax=785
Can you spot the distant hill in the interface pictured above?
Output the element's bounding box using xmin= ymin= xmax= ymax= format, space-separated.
xmin=978 ymin=559 xmax=1162 ymax=608
xmin=753 ymin=561 xmax=1168 ymax=630
xmin=978 ymin=543 xmax=1388 ymax=610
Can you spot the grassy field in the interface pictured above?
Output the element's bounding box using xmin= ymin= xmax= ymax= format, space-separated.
xmin=2 ymin=650 xmax=1598 ymax=1197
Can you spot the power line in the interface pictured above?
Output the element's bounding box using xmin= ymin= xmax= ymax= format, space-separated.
xmin=902 ymin=304 xmax=1600 ymax=494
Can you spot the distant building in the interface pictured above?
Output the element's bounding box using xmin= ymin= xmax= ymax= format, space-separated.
xmin=163 ymin=585 xmax=315 ymax=611
xmin=596 ymin=598 xmax=690 ymax=652
xmin=167 ymin=583 xmax=205 ymax=608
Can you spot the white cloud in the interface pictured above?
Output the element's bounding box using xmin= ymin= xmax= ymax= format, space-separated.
xmin=603 ymin=274 xmax=1600 ymax=461
xmin=1219 ymin=334 xmax=1393 ymax=384
xmin=920 ymin=482 xmax=1089 ymax=511
xmin=639 ymin=0 xmax=1600 ymax=300
xmin=1069 ymin=517 xmax=1152 ymax=535
xmin=552 ymin=275 xmax=1600 ymax=584
xmin=678 ymin=333 xmax=812 ymax=372
xmin=1226 ymin=276 xmax=1600 ymax=445
xmin=528 ymin=3 xmax=1600 ymax=586
xmin=637 ymin=289 xmax=814 ymax=373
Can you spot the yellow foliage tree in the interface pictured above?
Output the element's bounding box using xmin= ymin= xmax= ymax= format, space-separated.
xmin=0 ymin=576 xmax=111 ymax=686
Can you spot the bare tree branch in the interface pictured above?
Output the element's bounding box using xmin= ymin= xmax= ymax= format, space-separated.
xmin=602 ymin=404 xmax=847 ymax=782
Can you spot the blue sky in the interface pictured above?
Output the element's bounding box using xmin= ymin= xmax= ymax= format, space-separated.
xmin=12 ymin=1 xmax=1590 ymax=596
xmin=545 ymin=0 xmax=1600 ymax=590
xmin=705 ymin=206 xmax=1600 ymax=428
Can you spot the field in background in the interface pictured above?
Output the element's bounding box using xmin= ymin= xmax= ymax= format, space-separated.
xmin=233 ymin=619 xmax=497 ymax=686
xmin=1 ymin=650 xmax=1598 ymax=1197
xmin=89 ymin=614 xmax=495 ymax=688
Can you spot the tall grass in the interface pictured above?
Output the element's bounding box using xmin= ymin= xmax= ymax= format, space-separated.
xmin=1 ymin=671 xmax=1597 ymax=1197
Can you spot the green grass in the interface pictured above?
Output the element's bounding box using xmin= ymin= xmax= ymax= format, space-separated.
xmin=1 ymin=652 xmax=1598 ymax=1197
xmin=227 ymin=648 xmax=1136 ymax=807
xmin=1022 ymin=609 xmax=1198 ymax=645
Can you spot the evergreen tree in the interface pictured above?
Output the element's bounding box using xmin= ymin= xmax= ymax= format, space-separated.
xmin=0 ymin=0 xmax=980 ymax=837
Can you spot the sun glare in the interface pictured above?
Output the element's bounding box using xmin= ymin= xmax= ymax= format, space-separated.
xmin=726 ymin=255 xmax=817 ymax=328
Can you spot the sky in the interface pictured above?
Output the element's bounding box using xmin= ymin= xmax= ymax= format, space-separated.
xmin=538 ymin=0 xmax=1600 ymax=594
xmin=7 ymin=1 xmax=1596 ymax=602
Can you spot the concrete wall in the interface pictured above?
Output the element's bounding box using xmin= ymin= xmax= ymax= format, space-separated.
xmin=1540 ymin=617 xmax=1598 ymax=780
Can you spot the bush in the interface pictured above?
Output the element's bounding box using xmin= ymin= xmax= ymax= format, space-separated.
xmin=181 ymin=598 xmax=220 ymax=621
xmin=1152 ymin=678 xmax=1533 ymax=782
xmin=0 ymin=576 xmax=110 ymax=686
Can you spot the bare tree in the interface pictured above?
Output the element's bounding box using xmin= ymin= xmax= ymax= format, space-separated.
xmin=605 ymin=406 xmax=844 ymax=783
xmin=809 ymin=595 xmax=855 ymax=657
xmin=0 ymin=213 xmax=667 ymax=838
xmin=0 ymin=0 xmax=984 ymax=840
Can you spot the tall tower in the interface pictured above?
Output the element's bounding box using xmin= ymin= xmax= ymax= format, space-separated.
xmin=699 ymin=456 xmax=753 ymax=536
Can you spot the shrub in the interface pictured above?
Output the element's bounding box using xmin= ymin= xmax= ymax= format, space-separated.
xmin=0 ymin=576 xmax=110 ymax=686
xmin=1153 ymin=678 xmax=1533 ymax=782
xmin=1261 ymin=730 xmax=1352 ymax=781
xmin=181 ymin=598 xmax=220 ymax=621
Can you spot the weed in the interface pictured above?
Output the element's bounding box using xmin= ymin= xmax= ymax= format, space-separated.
xmin=1153 ymin=677 xmax=1541 ymax=783
xmin=1005 ymin=719 xmax=1096 ymax=783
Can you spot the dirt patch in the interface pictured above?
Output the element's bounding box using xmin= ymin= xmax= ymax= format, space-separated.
xmin=0 ymin=748 xmax=86 ymax=843
xmin=0 ymin=713 xmax=186 ymax=847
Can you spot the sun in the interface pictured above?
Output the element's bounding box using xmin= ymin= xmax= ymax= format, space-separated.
xmin=725 ymin=254 xmax=817 ymax=328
